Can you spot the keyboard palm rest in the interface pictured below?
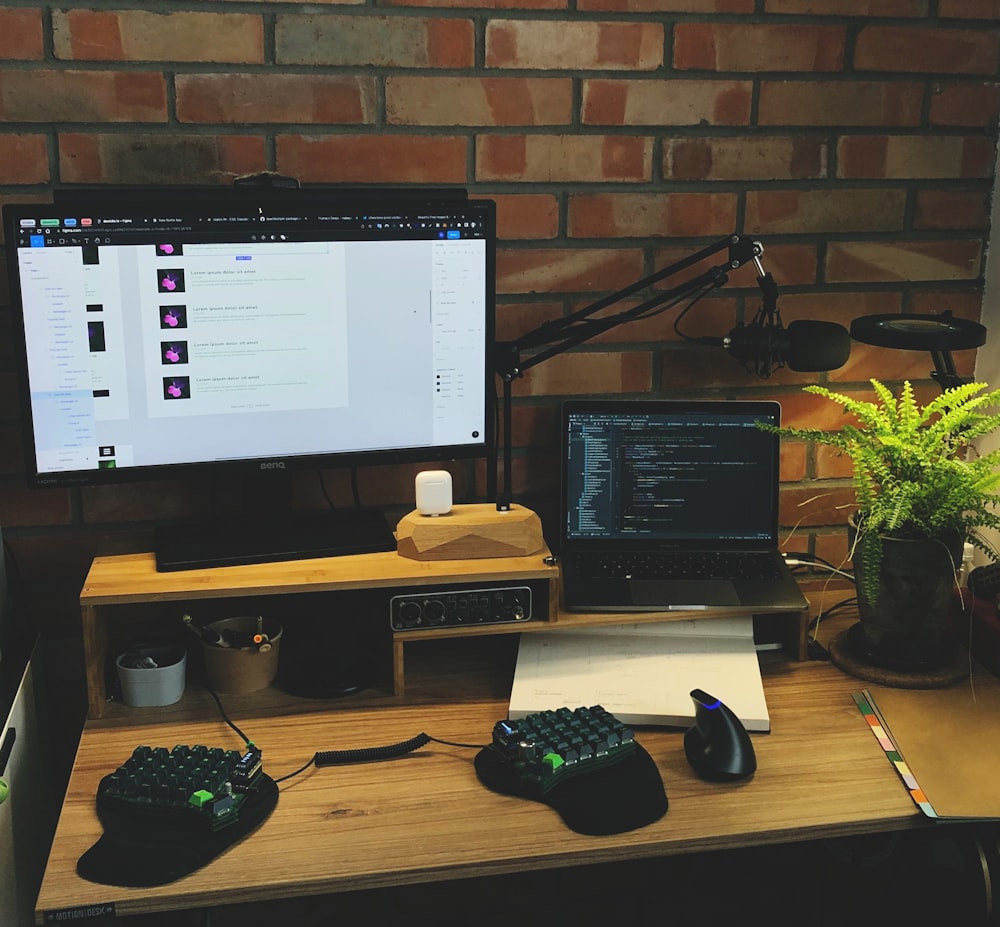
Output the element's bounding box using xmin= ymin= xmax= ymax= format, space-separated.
xmin=78 ymin=743 xmax=279 ymax=887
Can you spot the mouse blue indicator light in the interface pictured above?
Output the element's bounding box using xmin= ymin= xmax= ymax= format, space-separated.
xmin=684 ymin=689 xmax=756 ymax=782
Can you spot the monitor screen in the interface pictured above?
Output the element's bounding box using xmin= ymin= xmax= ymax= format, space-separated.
xmin=3 ymin=188 xmax=496 ymax=568
xmin=5 ymin=191 xmax=494 ymax=483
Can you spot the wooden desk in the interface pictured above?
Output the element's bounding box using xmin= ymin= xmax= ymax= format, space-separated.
xmin=34 ymin=647 xmax=925 ymax=924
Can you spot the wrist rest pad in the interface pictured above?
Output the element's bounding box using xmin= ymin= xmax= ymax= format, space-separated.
xmin=474 ymin=743 xmax=668 ymax=835
xmin=78 ymin=774 xmax=279 ymax=887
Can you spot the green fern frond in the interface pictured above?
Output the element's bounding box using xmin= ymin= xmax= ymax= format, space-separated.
xmin=763 ymin=378 xmax=1000 ymax=606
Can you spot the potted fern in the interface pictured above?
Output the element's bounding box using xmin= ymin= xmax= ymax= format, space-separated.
xmin=770 ymin=379 xmax=1000 ymax=671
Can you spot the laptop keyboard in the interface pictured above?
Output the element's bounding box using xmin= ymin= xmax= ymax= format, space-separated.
xmin=572 ymin=550 xmax=784 ymax=581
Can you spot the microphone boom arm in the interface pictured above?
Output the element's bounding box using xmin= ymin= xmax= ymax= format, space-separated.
xmin=492 ymin=233 xmax=764 ymax=510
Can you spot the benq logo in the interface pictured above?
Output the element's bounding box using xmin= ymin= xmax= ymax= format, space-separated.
xmin=260 ymin=461 xmax=286 ymax=470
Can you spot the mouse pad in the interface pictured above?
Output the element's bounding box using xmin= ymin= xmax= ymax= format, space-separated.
xmin=474 ymin=744 xmax=667 ymax=836
xmin=77 ymin=774 xmax=278 ymax=887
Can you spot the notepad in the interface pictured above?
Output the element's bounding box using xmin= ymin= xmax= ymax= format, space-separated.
xmin=855 ymin=674 xmax=1000 ymax=820
xmin=509 ymin=616 xmax=770 ymax=732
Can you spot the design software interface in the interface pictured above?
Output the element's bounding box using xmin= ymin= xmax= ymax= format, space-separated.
xmin=10 ymin=203 xmax=490 ymax=478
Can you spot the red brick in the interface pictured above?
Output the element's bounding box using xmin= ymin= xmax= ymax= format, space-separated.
xmin=214 ymin=0 xmax=364 ymax=4
xmin=0 ymin=423 xmax=24 ymax=476
xmin=516 ymin=350 xmax=652 ymax=396
xmin=495 ymin=301 xmax=565 ymax=343
xmin=825 ymin=240 xmax=982 ymax=284
xmin=930 ymin=83 xmax=1000 ymax=127
xmin=59 ymin=133 xmax=265 ymax=184
xmin=910 ymin=289 xmax=984 ymax=322
xmin=915 ymin=189 xmax=991 ymax=230
xmin=591 ymin=294 xmax=738 ymax=344
xmin=759 ymin=80 xmax=923 ymax=126
xmin=815 ymin=445 xmax=853 ymax=481
xmin=568 ymin=193 xmax=737 ymax=238
xmin=489 ymin=447 xmax=559 ymax=500
xmin=386 ymin=77 xmax=572 ymax=125
xmin=276 ymin=14 xmax=474 ymax=68
xmin=580 ymin=0 xmax=751 ymax=9
xmin=855 ymin=26 xmax=999 ymax=75
xmin=277 ymin=135 xmax=468 ymax=184
xmin=490 ymin=194 xmax=560 ymax=240
xmin=814 ymin=531 xmax=853 ymax=569
xmin=0 ymin=69 xmax=167 ymax=122
xmin=389 ymin=0 xmax=563 ymax=8
xmin=53 ymin=10 xmax=263 ymax=63
xmin=505 ymin=402 xmax=560 ymax=455
xmin=649 ymin=242 xmax=817 ymax=290
xmin=659 ymin=345 xmax=809 ymax=390
xmin=665 ymin=136 xmax=825 ymax=181
xmin=830 ymin=339 xmax=975 ymax=386
xmin=779 ymin=441 xmax=807 ymax=483
xmin=747 ymin=189 xmax=906 ymax=235
xmin=582 ymin=79 xmax=751 ymax=126
xmin=497 ymin=247 xmax=644 ymax=296
xmin=81 ymin=481 xmax=207 ymax=524
xmin=674 ymin=23 xmax=845 ymax=72
xmin=778 ymin=291 xmax=904 ymax=334
xmin=177 ymin=74 xmax=377 ymax=124
xmin=938 ymin=0 xmax=1000 ymax=18
xmin=766 ymin=0 xmax=928 ymax=13
xmin=0 ymin=135 xmax=49 ymax=184
xmin=0 ymin=8 xmax=43 ymax=59
xmin=477 ymin=135 xmax=651 ymax=182
xmin=838 ymin=135 xmax=995 ymax=179
xmin=0 ymin=485 xmax=72 ymax=528
xmin=779 ymin=484 xmax=857 ymax=528
xmin=778 ymin=389 xmax=858 ymax=433
xmin=486 ymin=20 xmax=663 ymax=70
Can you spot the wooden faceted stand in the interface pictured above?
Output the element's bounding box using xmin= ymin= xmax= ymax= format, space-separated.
xmin=396 ymin=503 xmax=545 ymax=561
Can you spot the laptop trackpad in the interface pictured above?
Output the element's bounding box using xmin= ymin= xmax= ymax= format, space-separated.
xmin=629 ymin=580 xmax=741 ymax=608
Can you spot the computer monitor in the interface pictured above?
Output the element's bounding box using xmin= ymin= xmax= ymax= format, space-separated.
xmin=3 ymin=187 xmax=496 ymax=569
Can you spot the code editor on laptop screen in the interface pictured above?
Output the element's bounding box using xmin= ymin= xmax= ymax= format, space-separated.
xmin=564 ymin=405 xmax=780 ymax=544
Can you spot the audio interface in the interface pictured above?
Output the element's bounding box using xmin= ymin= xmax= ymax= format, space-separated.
xmin=390 ymin=584 xmax=535 ymax=631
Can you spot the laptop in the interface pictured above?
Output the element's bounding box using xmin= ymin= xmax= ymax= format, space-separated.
xmin=559 ymin=398 xmax=807 ymax=613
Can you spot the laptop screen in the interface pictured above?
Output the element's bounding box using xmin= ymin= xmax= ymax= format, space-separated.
xmin=562 ymin=400 xmax=781 ymax=546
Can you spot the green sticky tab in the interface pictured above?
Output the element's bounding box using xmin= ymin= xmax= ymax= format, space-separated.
xmin=542 ymin=752 xmax=564 ymax=774
xmin=189 ymin=789 xmax=214 ymax=808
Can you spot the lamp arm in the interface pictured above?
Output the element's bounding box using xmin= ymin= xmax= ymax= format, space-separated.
xmin=491 ymin=233 xmax=762 ymax=510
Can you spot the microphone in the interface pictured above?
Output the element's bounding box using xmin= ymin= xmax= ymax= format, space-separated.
xmin=723 ymin=318 xmax=852 ymax=374
xmin=703 ymin=249 xmax=851 ymax=376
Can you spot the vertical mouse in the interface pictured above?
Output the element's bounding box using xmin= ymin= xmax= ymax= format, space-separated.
xmin=684 ymin=688 xmax=757 ymax=782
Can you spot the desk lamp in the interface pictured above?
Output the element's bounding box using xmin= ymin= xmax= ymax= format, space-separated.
xmin=850 ymin=311 xmax=987 ymax=392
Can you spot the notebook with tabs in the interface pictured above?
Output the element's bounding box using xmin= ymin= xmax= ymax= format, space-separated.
xmin=559 ymin=399 xmax=806 ymax=613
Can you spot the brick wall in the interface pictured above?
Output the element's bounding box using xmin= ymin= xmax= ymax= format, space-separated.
xmin=1 ymin=2 xmax=998 ymax=688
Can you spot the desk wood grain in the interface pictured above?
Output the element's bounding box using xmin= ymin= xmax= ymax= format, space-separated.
xmin=34 ymin=655 xmax=924 ymax=924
